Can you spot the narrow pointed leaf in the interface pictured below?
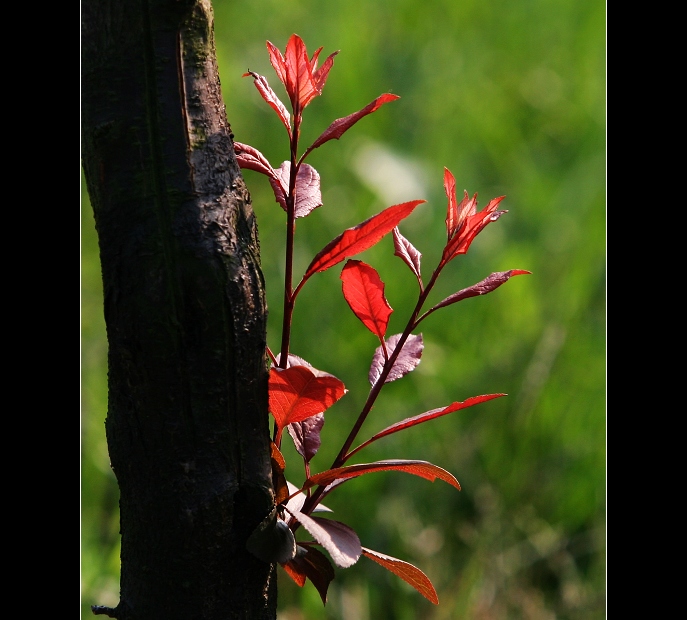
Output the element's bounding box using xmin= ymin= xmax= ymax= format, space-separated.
xmin=287 ymin=413 xmax=325 ymax=462
xmin=312 ymin=50 xmax=339 ymax=93
xmin=287 ymin=509 xmax=362 ymax=568
xmin=269 ymin=366 xmax=347 ymax=432
xmin=285 ymin=481 xmax=333 ymax=514
xmin=243 ymin=71 xmax=292 ymax=137
xmin=307 ymin=93 xmax=400 ymax=153
xmin=392 ymin=226 xmax=422 ymax=284
xmin=304 ymin=200 xmax=425 ymax=279
xmin=269 ymin=162 xmax=323 ymax=218
xmin=443 ymin=167 xmax=459 ymax=239
xmin=304 ymin=459 xmax=460 ymax=491
xmin=430 ymin=270 xmax=531 ymax=313
xmin=233 ymin=142 xmax=277 ymax=178
xmin=355 ymin=394 xmax=507 ymax=453
xmin=281 ymin=559 xmax=307 ymax=587
xmin=266 ymin=40 xmax=288 ymax=87
xmin=271 ymin=442 xmax=289 ymax=505
xmin=283 ymin=546 xmax=336 ymax=604
xmin=285 ymin=34 xmax=319 ymax=109
xmin=369 ymin=333 xmax=423 ymax=386
xmin=441 ymin=196 xmax=507 ymax=262
xmin=362 ymin=547 xmax=438 ymax=604
xmin=341 ymin=260 xmax=393 ymax=341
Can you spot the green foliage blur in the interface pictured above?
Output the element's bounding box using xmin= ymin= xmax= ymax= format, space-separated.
xmin=81 ymin=0 xmax=605 ymax=618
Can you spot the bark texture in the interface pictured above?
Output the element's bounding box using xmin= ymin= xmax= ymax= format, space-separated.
xmin=82 ymin=1 xmax=276 ymax=617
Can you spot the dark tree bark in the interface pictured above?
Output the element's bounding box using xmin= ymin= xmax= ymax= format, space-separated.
xmin=82 ymin=1 xmax=276 ymax=618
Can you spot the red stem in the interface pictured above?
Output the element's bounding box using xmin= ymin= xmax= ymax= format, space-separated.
xmin=278 ymin=115 xmax=302 ymax=369
xmin=295 ymin=265 xmax=445 ymax=524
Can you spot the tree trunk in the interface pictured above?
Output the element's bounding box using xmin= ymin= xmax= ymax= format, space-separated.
xmin=81 ymin=1 xmax=276 ymax=618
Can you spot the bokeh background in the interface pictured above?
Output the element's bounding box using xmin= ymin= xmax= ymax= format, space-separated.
xmin=81 ymin=0 xmax=605 ymax=618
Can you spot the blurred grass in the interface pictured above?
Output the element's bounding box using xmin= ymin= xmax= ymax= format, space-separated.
xmin=81 ymin=0 xmax=605 ymax=618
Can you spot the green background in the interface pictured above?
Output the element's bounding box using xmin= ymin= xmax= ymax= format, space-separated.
xmin=81 ymin=0 xmax=605 ymax=618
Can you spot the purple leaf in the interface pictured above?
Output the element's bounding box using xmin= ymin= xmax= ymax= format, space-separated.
xmin=233 ymin=142 xmax=277 ymax=178
xmin=285 ymin=481 xmax=333 ymax=514
xmin=283 ymin=545 xmax=335 ymax=604
xmin=392 ymin=226 xmax=422 ymax=285
xmin=428 ymin=270 xmax=531 ymax=314
xmin=287 ymin=509 xmax=362 ymax=568
xmin=269 ymin=162 xmax=323 ymax=218
xmin=287 ymin=413 xmax=325 ymax=462
xmin=368 ymin=333 xmax=423 ymax=386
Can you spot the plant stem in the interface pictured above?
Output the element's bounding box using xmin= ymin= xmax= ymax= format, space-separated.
xmin=296 ymin=266 xmax=444 ymax=522
xmin=278 ymin=122 xmax=301 ymax=369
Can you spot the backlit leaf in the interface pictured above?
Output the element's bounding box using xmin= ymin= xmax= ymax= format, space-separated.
xmin=304 ymin=459 xmax=460 ymax=491
xmin=392 ymin=227 xmax=422 ymax=285
xmin=428 ymin=270 xmax=531 ymax=315
xmin=306 ymin=93 xmax=400 ymax=153
xmin=362 ymin=547 xmax=438 ymax=604
xmin=283 ymin=545 xmax=336 ymax=604
xmin=269 ymin=162 xmax=323 ymax=218
xmin=269 ymin=366 xmax=347 ymax=432
xmin=341 ymin=260 xmax=393 ymax=342
xmin=243 ymin=71 xmax=292 ymax=137
xmin=303 ymin=200 xmax=425 ymax=279
xmin=270 ymin=442 xmax=289 ymax=505
xmin=443 ymin=167 xmax=459 ymax=239
xmin=287 ymin=413 xmax=325 ymax=462
xmin=368 ymin=333 xmax=423 ymax=386
xmin=233 ymin=142 xmax=276 ymax=178
xmin=287 ymin=509 xmax=362 ymax=568
xmin=351 ymin=394 xmax=506 ymax=456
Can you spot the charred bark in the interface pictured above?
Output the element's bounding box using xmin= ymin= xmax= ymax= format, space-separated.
xmin=82 ymin=1 xmax=276 ymax=617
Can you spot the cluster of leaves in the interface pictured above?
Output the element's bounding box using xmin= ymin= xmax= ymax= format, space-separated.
xmin=239 ymin=34 xmax=529 ymax=605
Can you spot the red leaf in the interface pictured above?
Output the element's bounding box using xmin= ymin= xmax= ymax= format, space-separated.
xmin=304 ymin=459 xmax=461 ymax=491
xmin=441 ymin=195 xmax=507 ymax=262
xmin=340 ymin=260 xmax=393 ymax=342
xmin=429 ymin=270 xmax=531 ymax=314
xmin=304 ymin=200 xmax=425 ymax=279
xmin=243 ymin=71 xmax=292 ymax=137
xmin=269 ymin=366 xmax=347 ymax=432
xmin=283 ymin=546 xmax=335 ymax=604
xmin=282 ymin=560 xmax=307 ymax=587
xmin=287 ymin=509 xmax=362 ymax=568
xmin=312 ymin=50 xmax=338 ymax=94
xmin=233 ymin=142 xmax=277 ymax=178
xmin=392 ymin=226 xmax=422 ymax=285
xmin=354 ymin=394 xmax=506 ymax=454
xmin=270 ymin=442 xmax=289 ymax=505
xmin=306 ymin=93 xmax=400 ymax=153
xmin=266 ymin=40 xmax=288 ymax=89
xmin=443 ymin=167 xmax=459 ymax=239
xmin=285 ymin=34 xmax=320 ymax=110
xmin=368 ymin=333 xmax=423 ymax=386
xmin=287 ymin=413 xmax=325 ymax=463
xmin=362 ymin=547 xmax=438 ymax=604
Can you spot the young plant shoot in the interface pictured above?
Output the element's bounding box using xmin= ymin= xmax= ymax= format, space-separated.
xmin=239 ymin=34 xmax=530 ymax=605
